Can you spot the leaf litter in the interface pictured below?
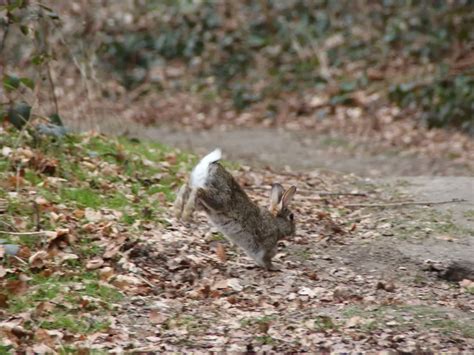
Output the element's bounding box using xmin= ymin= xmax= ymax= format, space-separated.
xmin=0 ymin=125 xmax=473 ymax=352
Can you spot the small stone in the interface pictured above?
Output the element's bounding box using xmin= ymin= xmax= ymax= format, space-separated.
xmin=3 ymin=244 xmax=20 ymax=256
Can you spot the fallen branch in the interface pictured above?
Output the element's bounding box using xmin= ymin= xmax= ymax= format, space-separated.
xmin=247 ymin=186 xmax=367 ymax=197
xmin=0 ymin=230 xmax=47 ymax=236
xmin=345 ymin=198 xmax=466 ymax=208
xmin=317 ymin=192 xmax=368 ymax=197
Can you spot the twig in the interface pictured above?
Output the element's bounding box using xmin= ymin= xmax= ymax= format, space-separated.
xmin=317 ymin=192 xmax=368 ymax=197
xmin=0 ymin=5 xmax=11 ymax=56
xmin=345 ymin=198 xmax=466 ymax=208
xmin=12 ymin=255 xmax=28 ymax=265
xmin=246 ymin=186 xmax=368 ymax=197
xmin=33 ymin=201 xmax=41 ymax=231
xmin=46 ymin=61 xmax=59 ymax=115
xmin=135 ymin=274 xmax=156 ymax=288
xmin=0 ymin=231 xmax=47 ymax=236
xmin=0 ymin=220 xmax=19 ymax=232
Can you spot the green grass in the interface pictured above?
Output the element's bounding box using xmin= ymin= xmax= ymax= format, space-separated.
xmin=8 ymin=273 xmax=123 ymax=315
xmin=387 ymin=208 xmax=473 ymax=240
xmin=313 ymin=315 xmax=338 ymax=331
xmin=0 ymin=128 xmax=194 ymax=346
xmin=293 ymin=247 xmax=313 ymax=261
xmin=255 ymin=335 xmax=275 ymax=345
xmin=60 ymin=187 xmax=103 ymax=208
xmin=342 ymin=305 xmax=474 ymax=338
xmin=463 ymin=210 xmax=474 ymax=219
xmin=239 ymin=315 xmax=276 ymax=327
xmin=40 ymin=313 xmax=110 ymax=334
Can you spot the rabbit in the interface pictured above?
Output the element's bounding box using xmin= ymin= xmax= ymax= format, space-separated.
xmin=174 ymin=149 xmax=297 ymax=270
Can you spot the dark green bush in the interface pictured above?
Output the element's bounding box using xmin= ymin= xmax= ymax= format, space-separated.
xmin=389 ymin=74 xmax=474 ymax=135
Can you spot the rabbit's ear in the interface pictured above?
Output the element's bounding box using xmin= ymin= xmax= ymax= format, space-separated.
xmin=281 ymin=186 xmax=297 ymax=208
xmin=270 ymin=183 xmax=284 ymax=214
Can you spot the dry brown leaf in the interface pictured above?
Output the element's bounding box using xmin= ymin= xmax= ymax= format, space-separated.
xmin=103 ymin=244 xmax=121 ymax=259
xmin=99 ymin=267 xmax=115 ymax=281
xmin=459 ymin=279 xmax=473 ymax=289
xmin=29 ymin=251 xmax=49 ymax=268
xmin=85 ymin=208 xmax=102 ymax=222
xmin=0 ymin=265 xmax=7 ymax=278
xmin=58 ymin=253 xmax=79 ymax=263
xmin=376 ymin=280 xmax=396 ymax=292
xmin=0 ymin=293 xmax=9 ymax=308
xmin=112 ymin=275 xmax=142 ymax=290
xmin=34 ymin=302 xmax=56 ymax=316
xmin=31 ymin=343 xmax=55 ymax=354
xmin=149 ymin=310 xmax=168 ymax=324
xmin=34 ymin=328 xmax=55 ymax=347
xmin=5 ymin=279 xmax=28 ymax=295
xmin=86 ymin=258 xmax=105 ymax=270
xmin=215 ymin=242 xmax=227 ymax=262
xmin=346 ymin=316 xmax=366 ymax=328
xmin=34 ymin=196 xmax=49 ymax=206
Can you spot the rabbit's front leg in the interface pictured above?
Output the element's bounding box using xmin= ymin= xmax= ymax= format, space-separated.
xmin=255 ymin=249 xmax=280 ymax=271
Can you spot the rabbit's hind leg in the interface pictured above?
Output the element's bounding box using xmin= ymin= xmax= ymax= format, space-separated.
xmin=173 ymin=184 xmax=189 ymax=219
xmin=182 ymin=187 xmax=198 ymax=221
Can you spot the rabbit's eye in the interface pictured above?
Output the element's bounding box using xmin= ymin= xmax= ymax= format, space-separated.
xmin=289 ymin=213 xmax=294 ymax=221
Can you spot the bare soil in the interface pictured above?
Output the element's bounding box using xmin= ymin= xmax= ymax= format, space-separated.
xmin=136 ymin=126 xmax=473 ymax=177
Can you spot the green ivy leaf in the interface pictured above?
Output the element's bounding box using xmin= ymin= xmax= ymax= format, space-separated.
xmin=19 ymin=77 xmax=35 ymax=90
xmin=7 ymin=102 xmax=32 ymax=130
xmin=49 ymin=113 xmax=64 ymax=126
xmin=0 ymin=0 xmax=23 ymax=12
xmin=3 ymin=75 xmax=20 ymax=92
xmin=20 ymin=25 xmax=29 ymax=35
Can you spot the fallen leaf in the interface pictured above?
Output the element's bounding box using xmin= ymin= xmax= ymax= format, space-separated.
xmin=298 ymin=287 xmax=319 ymax=298
xmin=376 ymin=280 xmax=396 ymax=292
xmin=0 ymin=265 xmax=6 ymax=278
xmin=216 ymin=243 xmax=227 ymax=262
xmin=34 ymin=196 xmax=49 ymax=206
xmin=85 ymin=208 xmax=102 ymax=222
xmin=29 ymin=250 xmax=49 ymax=268
xmin=58 ymin=252 xmax=79 ymax=263
xmin=213 ymin=278 xmax=244 ymax=292
xmin=34 ymin=328 xmax=55 ymax=347
xmin=5 ymin=279 xmax=28 ymax=295
xmin=149 ymin=310 xmax=168 ymax=324
xmin=112 ymin=275 xmax=142 ymax=290
xmin=86 ymin=258 xmax=104 ymax=270
xmin=459 ymin=279 xmax=473 ymax=289
xmin=333 ymin=286 xmax=354 ymax=301
xmin=32 ymin=343 xmax=55 ymax=354
xmin=99 ymin=267 xmax=115 ymax=281
xmin=346 ymin=316 xmax=366 ymax=328
xmin=0 ymin=293 xmax=8 ymax=308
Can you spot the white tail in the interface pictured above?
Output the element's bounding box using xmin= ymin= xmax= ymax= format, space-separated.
xmin=190 ymin=149 xmax=222 ymax=188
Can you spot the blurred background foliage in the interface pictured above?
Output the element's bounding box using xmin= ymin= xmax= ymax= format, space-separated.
xmin=1 ymin=0 xmax=473 ymax=134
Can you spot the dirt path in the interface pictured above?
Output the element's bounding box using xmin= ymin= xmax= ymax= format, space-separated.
xmin=137 ymin=126 xmax=473 ymax=177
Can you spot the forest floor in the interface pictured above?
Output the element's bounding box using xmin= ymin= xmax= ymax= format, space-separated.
xmin=1 ymin=123 xmax=472 ymax=352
